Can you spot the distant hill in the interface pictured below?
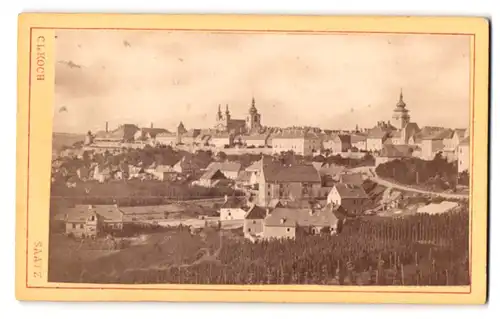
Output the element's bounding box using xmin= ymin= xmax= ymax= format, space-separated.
xmin=52 ymin=132 xmax=85 ymax=153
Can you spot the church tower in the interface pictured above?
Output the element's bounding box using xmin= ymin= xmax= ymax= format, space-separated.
xmin=392 ymin=89 xmax=410 ymax=129
xmin=246 ymin=97 xmax=262 ymax=133
xmin=177 ymin=121 xmax=187 ymax=144
xmin=225 ymin=104 xmax=231 ymax=121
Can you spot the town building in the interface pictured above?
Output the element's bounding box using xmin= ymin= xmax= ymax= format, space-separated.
xmin=258 ymin=158 xmax=322 ymax=207
xmin=262 ymin=205 xmax=340 ymax=240
xmin=375 ymin=144 xmax=416 ymax=166
xmin=323 ymin=134 xmax=351 ymax=153
xmin=195 ymin=169 xmax=227 ymax=188
xmin=366 ymin=125 xmax=392 ymax=151
xmin=119 ymin=204 xmax=186 ymax=222
xmin=205 ymin=161 xmax=242 ymax=180
xmin=392 ymin=90 xmax=411 ymax=129
xmin=173 ymin=156 xmax=206 ymax=175
xmin=443 ymin=128 xmax=468 ymax=161
xmin=243 ymin=204 xmax=268 ymax=238
xmin=62 ymin=205 xmax=123 ymax=238
xmin=350 ymin=134 xmax=367 ymax=151
xmin=134 ymin=124 xmax=169 ymax=142
xmin=457 ymin=135 xmax=470 ymax=173
xmin=155 ymin=131 xmax=178 ymax=146
xmin=419 ymin=130 xmax=448 ymax=160
xmin=93 ymin=164 xmax=111 ymax=183
xmin=245 ymin=97 xmax=263 ymax=133
xmin=210 ymin=133 xmax=233 ymax=148
xmin=271 ymin=130 xmax=322 ymax=156
xmin=327 ymin=183 xmax=369 ymax=216
xmin=219 ymin=196 xmax=249 ymax=221
xmin=242 ymin=133 xmax=270 ymax=148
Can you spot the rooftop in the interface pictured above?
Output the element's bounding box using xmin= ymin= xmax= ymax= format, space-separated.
xmin=264 ymin=206 xmax=338 ymax=227
xmin=334 ymin=183 xmax=369 ymax=199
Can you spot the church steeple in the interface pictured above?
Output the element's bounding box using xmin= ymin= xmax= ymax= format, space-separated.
xmin=249 ymin=97 xmax=257 ymax=114
xmin=396 ymin=88 xmax=406 ymax=108
xmin=225 ymin=104 xmax=231 ymax=120
xmin=216 ymin=104 xmax=222 ymax=120
xmin=392 ymin=88 xmax=410 ymax=129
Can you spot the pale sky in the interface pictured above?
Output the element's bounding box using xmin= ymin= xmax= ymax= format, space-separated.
xmin=54 ymin=30 xmax=471 ymax=134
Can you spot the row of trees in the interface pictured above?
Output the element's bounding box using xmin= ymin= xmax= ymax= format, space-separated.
xmin=375 ymin=152 xmax=465 ymax=191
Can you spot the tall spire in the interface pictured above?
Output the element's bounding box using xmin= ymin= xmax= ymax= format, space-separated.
xmin=396 ymin=88 xmax=406 ymax=108
xmin=225 ymin=104 xmax=229 ymax=114
xmin=249 ymin=96 xmax=258 ymax=114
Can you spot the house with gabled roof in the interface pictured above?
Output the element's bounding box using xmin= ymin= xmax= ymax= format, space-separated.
xmin=243 ymin=204 xmax=268 ymax=238
xmin=205 ymin=161 xmax=242 ymax=180
xmin=366 ymin=126 xmax=392 ymax=151
xmin=327 ymin=183 xmax=369 ymax=216
xmin=323 ymin=134 xmax=352 ymax=153
xmin=339 ymin=173 xmax=364 ymax=186
xmin=220 ymin=195 xmax=250 ymax=221
xmin=262 ymin=204 xmax=340 ymax=240
xmin=271 ymin=130 xmax=322 ymax=156
xmin=243 ymin=133 xmax=271 ymax=148
xmin=350 ymin=134 xmax=367 ymax=151
xmin=59 ymin=204 xmax=124 ymax=238
xmin=375 ymin=144 xmax=416 ymax=166
xmin=195 ymin=168 xmax=227 ymax=188
xmin=258 ymin=157 xmax=322 ymax=207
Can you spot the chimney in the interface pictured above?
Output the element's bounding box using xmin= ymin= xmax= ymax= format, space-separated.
xmin=224 ymin=195 xmax=228 ymax=202
xmin=105 ymin=122 xmax=109 ymax=133
xmin=266 ymin=208 xmax=270 ymax=216
xmin=280 ymin=218 xmax=286 ymax=224
xmin=151 ymin=122 xmax=153 ymax=129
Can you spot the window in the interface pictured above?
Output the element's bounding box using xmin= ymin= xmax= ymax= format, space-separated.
xmin=80 ymin=224 xmax=84 ymax=229
xmin=90 ymin=215 xmax=95 ymax=221
xmin=228 ymin=212 xmax=232 ymax=216
xmin=252 ymin=220 xmax=256 ymax=224
xmin=248 ymin=228 xmax=251 ymax=232
xmin=286 ymin=228 xmax=291 ymax=232
xmin=72 ymin=223 xmax=76 ymax=229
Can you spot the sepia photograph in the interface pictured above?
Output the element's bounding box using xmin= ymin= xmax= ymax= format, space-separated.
xmin=48 ymin=28 xmax=472 ymax=286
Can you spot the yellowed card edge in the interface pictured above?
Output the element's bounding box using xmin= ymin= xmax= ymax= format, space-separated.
xmin=15 ymin=13 xmax=489 ymax=304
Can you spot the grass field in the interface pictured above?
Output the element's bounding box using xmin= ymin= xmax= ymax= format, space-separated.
xmin=52 ymin=132 xmax=85 ymax=153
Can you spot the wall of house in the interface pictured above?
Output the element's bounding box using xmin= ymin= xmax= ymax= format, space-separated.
xmin=222 ymin=170 xmax=239 ymax=180
xmin=458 ymin=145 xmax=470 ymax=173
xmin=246 ymin=139 xmax=267 ymax=147
xmin=244 ymin=219 xmax=264 ymax=235
xmin=304 ymin=138 xmax=322 ymax=156
xmin=211 ymin=138 xmax=230 ymax=148
xmin=269 ymin=182 xmax=321 ymax=202
xmin=220 ymin=208 xmax=247 ymax=221
xmin=421 ymin=139 xmax=445 ymax=160
xmin=272 ymin=138 xmax=305 ymax=155
xmin=354 ymin=141 xmax=367 ymax=151
xmin=156 ymin=136 xmax=177 ymax=146
xmin=341 ymin=198 xmax=369 ymax=215
xmin=367 ymin=138 xmax=384 ymax=151
xmin=263 ymin=225 xmax=296 ymax=240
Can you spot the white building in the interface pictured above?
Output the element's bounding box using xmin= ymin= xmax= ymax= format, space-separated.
xmin=271 ymin=131 xmax=322 ymax=156
xmin=457 ymin=136 xmax=470 ymax=173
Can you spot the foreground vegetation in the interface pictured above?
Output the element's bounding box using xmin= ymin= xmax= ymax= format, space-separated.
xmin=49 ymin=207 xmax=469 ymax=286
xmin=376 ymin=152 xmax=469 ymax=191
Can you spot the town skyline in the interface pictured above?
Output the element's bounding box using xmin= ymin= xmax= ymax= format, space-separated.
xmin=54 ymin=30 xmax=470 ymax=134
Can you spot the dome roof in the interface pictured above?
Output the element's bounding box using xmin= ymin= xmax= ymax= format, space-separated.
xmin=396 ymin=90 xmax=406 ymax=108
